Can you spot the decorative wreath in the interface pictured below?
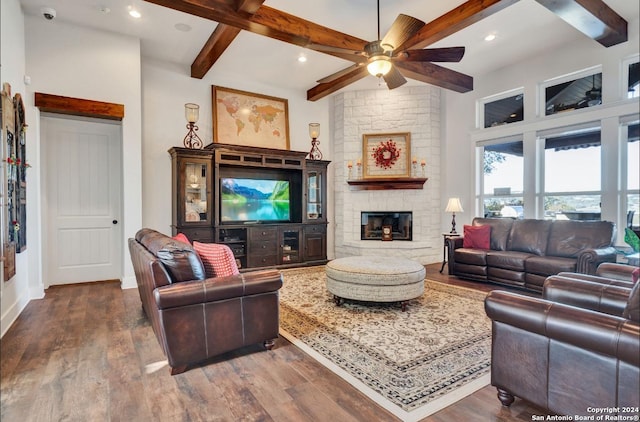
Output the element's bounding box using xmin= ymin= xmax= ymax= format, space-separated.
xmin=371 ymin=139 xmax=401 ymax=169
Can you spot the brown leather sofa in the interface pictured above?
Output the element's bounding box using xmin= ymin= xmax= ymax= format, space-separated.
xmin=447 ymin=218 xmax=616 ymax=292
xmin=485 ymin=265 xmax=640 ymax=415
xmin=128 ymin=228 xmax=283 ymax=375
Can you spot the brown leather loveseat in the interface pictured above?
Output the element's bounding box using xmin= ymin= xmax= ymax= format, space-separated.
xmin=129 ymin=228 xmax=283 ymax=375
xmin=447 ymin=218 xmax=616 ymax=292
xmin=484 ymin=264 xmax=639 ymax=415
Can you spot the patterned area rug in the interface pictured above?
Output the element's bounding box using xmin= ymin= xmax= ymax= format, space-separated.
xmin=279 ymin=266 xmax=492 ymax=422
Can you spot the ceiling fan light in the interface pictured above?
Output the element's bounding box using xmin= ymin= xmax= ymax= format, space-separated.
xmin=367 ymin=57 xmax=392 ymax=77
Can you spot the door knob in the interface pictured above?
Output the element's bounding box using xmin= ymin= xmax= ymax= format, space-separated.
xmin=112 ymin=220 xmax=118 ymax=224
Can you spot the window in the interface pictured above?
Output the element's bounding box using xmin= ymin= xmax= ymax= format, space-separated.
xmin=480 ymin=140 xmax=524 ymax=218
xmin=483 ymin=94 xmax=523 ymax=128
xmin=628 ymin=62 xmax=639 ymax=99
xmin=545 ymin=73 xmax=602 ymax=116
xmin=626 ymin=123 xmax=639 ymax=230
xmin=543 ymin=129 xmax=601 ymax=220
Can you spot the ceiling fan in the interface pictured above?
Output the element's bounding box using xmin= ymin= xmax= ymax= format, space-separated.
xmin=308 ymin=0 xmax=467 ymax=90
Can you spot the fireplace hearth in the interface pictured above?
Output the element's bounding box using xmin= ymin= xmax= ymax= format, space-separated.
xmin=361 ymin=212 xmax=412 ymax=241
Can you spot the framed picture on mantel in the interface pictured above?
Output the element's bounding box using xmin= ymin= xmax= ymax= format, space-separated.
xmin=212 ymin=85 xmax=290 ymax=150
xmin=362 ymin=132 xmax=411 ymax=179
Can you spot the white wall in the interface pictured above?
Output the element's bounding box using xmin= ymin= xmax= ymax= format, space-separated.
xmin=442 ymin=17 xmax=640 ymax=235
xmin=140 ymin=59 xmax=333 ymax=253
xmin=24 ymin=17 xmax=143 ymax=290
xmin=0 ymin=0 xmax=34 ymax=338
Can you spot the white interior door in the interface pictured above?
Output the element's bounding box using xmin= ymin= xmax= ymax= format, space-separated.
xmin=42 ymin=115 xmax=122 ymax=285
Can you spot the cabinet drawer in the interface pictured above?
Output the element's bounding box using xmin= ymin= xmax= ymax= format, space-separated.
xmin=249 ymin=227 xmax=277 ymax=241
xmin=248 ymin=255 xmax=278 ymax=268
xmin=304 ymin=224 xmax=326 ymax=235
xmin=251 ymin=240 xmax=276 ymax=256
xmin=176 ymin=227 xmax=214 ymax=242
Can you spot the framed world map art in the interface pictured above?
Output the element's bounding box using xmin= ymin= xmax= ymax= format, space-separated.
xmin=212 ymin=86 xmax=290 ymax=150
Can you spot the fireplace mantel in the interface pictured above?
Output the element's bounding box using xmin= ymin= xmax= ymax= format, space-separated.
xmin=347 ymin=177 xmax=428 ymax=191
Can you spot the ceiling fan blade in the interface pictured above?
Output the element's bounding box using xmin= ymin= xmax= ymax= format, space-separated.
xmin=394 ymin=47 xmax=465 ymax=63
xmin=381 ymin=14 xmax=425 ymax=50
xmin=395 ymin=61 xmax=473 ymax=93
xmin=317 ymin=63 xmax=364 ymax=84
xmin=383 ymin=65 xmax=407 ymax=90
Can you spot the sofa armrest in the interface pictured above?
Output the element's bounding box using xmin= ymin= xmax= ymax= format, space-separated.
xmin=154 ymin=270 xmax=283 ymax=310
xmin=485 ymin=290 xmax=640 ymax=366
xmin=596 ymin=263 xmax=639 ymax=282
xmin=576 ymin=246 xmax=617 ymax=274
xmin=556 ymin=272 xmax=636 ymax=289
xmin=543 ymin=275 xmax=631 ymax=317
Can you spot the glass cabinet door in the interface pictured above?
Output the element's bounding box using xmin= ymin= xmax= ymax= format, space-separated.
xmin=182 ymin=161 xmax=209 ymax=223
xmin=306 ymin=170 xmax=322 ymax=220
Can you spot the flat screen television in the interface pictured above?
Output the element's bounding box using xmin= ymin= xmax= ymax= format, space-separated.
xmin=220 ymin=177 xmax=291 ymax=223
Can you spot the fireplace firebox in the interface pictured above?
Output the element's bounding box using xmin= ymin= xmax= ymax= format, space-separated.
xmin=361 ymin=212 xmax=412 ymax=241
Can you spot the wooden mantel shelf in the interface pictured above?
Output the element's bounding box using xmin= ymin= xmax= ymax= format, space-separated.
xmin=347 ymin=177 xmax=428 ymax=191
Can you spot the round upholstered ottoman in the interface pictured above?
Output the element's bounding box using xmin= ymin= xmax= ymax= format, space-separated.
xmin=325 ymin=256 xmax=426 ymax=311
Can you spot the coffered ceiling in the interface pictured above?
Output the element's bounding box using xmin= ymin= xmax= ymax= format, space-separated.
xmin=18 ymin=0 xmax=639 ymax=100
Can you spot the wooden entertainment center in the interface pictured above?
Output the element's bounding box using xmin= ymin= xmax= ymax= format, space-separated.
xmin=169 ymin=143 xmax=330 ymax=270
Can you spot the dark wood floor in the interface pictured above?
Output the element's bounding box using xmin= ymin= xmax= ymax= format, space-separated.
xmin=1 ymin=263 xmax=546 ymax=421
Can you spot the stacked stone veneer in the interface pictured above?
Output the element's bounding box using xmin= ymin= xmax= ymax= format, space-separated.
xmin=332 ymin=86 xmax=442 ymax=264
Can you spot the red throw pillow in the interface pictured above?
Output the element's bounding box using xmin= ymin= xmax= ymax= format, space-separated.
xmin=193 ymin=241 xmax=240 ymax=278
xmin=632 ymin=267 xmax=639 ymax=284
xmin=463 ymin=224 xmax=491 ymax=249
xmin=172 ymin=232 xmax=190 ymax=244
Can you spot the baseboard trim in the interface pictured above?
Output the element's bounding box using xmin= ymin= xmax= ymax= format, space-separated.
xmin=120 ymin=276 xmax=137 ymax=290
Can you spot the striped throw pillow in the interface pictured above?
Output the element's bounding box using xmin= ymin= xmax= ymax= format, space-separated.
xmin=193 ymin=241 xmax=240 ymax=278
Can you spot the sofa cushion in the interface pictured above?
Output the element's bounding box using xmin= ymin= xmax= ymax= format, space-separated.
xmin=472 ymin=218 xmax=513 ymax=251
xmin=546 ymin=220 xmax=615 ymax=258
xmin=623 ymin=282 xmax=640 ymax=322
xmin=463 ymin=225 xmax=491 ymax=249
xmin=507 ymin=219 xmax=552 ymax=256
xmin=525 ymin=255 xmax=577 ymax=276
xmin=454 ymin=248 xmax=489 ymax=266
xmin=193 ymin=241 xmax=240 ymax=278
xmin=486 ymin=250 xmax=534 ymax=271
xmin=137 ymin=228 xmax=206 ymax=283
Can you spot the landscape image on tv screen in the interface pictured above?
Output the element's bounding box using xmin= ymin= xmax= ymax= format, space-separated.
xmin=221 ymin=178 xmax=290 ymax=222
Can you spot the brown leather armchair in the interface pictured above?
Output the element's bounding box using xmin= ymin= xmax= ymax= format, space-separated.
xmin=484 ymin=268 xmax=639 ymax=416
xmin=129 ymin=228 xmax=283 ymax=375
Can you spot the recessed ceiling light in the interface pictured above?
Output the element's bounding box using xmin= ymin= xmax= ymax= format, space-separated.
xmin=175 ymin=23 xmax=192 ymax=32
xmin=298 ymin=54 xmax=307 ymax=63
xmin=484 ymin=33 xmax=496 ymax=42
xmin=128 ymin=6 xmax=141 ymax=19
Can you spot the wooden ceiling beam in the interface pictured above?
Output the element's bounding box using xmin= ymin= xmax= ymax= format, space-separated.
xmin=190 ymin=0 xmax=265 ymax=79
xmin=145 ymin=0 xmax=367 ymax=52
xmin=306 ymin=66 xmax=371 ymax=102
xmin=394 ymin=0 xmax=521 ymax=53
xmin=533 ymin=0 xmax=627 ymax=47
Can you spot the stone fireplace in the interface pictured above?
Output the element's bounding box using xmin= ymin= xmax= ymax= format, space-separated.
xmin=361 ymin=212 xmax=412 ymax=241
xmin=331 ymin=86 xmax=442 ymax=264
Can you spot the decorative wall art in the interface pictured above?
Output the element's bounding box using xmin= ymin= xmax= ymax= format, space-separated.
xmin=362 ymin=132 xmax=411 ymax=179
xmin=212 ymin=86 xmax=290 ymax=150
xmin=1 ymin=83 xmax=29 ymax=281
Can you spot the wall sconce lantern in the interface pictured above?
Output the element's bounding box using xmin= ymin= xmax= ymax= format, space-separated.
xmin=183 ymin=103 xmax=203 ymax=149
xmin=308 ymin=123 xmax=322 ymax=160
